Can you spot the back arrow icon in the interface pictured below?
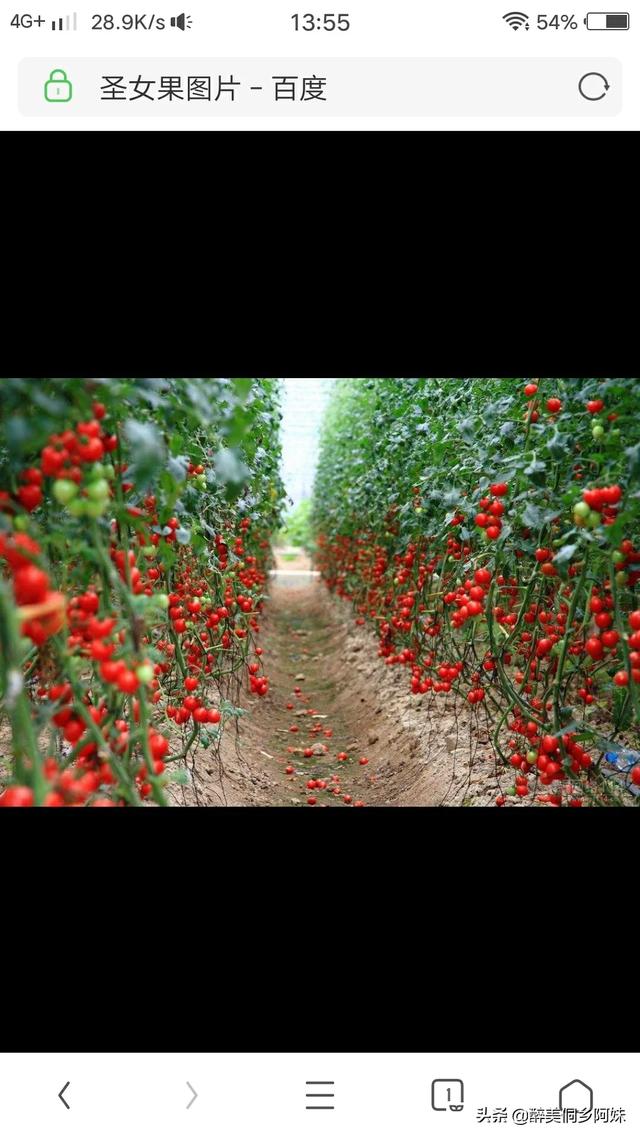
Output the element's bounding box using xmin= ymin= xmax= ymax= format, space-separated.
xmin=59 ymin=1082 xmax=71 ymax=1109
xmin=186 ymin=1082 xmax=198 ymax=1110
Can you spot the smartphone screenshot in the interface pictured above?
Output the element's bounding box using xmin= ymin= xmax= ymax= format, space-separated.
xmin=0 ymin=0 xmax=635 ymax=127
xmin=1 ymin=377 xmax=639 ymax=811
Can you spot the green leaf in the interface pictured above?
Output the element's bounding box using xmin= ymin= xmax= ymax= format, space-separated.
xmin=167 ymin=455 xmax=188 ymax=482
xmin=213 ymin=447 xmax=250 ymax=488
xmin=123 ymin=419 xmax=167 ymax=489
xmin=626 ymin=442 xmax=640 ymax=483
xmin=547 ymin=430 xmax=570 ymax=461
xmin=458 ymin=417 xmax=477 ymax=445
xmin=554 ymin=542 xmax=578 ymax=566
xmin=522 ymin=502 xmax=545 ymax=528
xmin=231 ymin=378 xmax=254 ymax=400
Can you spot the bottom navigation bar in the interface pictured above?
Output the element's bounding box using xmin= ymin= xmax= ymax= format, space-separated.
xmin=0 ymin=1052 xmax=635 ymax=1138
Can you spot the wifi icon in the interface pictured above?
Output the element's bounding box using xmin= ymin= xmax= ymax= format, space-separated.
xmin=503 ymin=10 xmax=530 ymax=27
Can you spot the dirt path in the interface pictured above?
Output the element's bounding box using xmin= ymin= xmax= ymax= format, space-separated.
xmin=171 ymin=568 xmax=508 ymax=808
xmin=256 ymin=575 xmax=378 ymax=807
xmin=273 ymin=547 xmax=312 ymax=572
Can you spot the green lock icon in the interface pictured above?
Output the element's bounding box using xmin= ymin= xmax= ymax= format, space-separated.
xmin=44 ymin=68 xmax=73 ymax=102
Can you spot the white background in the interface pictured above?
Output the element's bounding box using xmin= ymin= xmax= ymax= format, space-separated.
xmin=0 ymin=0 xmax=636 ymax=128
xmin=0 ymin=1053 xmax=635 ymax=1137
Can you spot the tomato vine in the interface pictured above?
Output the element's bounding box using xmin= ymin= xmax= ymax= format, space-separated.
xmin=313 ymin=378 xmax=640 ymax=806
xmin=0 ymin=378 xmax=285 ymax=807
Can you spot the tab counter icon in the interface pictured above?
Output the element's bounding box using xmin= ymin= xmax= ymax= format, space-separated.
xmin=44 ymin=68 xmax=72 ymax=100
xmin=432 ymin=1080 xmax=465 ymax=1112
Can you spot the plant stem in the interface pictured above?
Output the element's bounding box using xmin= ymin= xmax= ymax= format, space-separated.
xmin=137 ymin=685 xmax=169 ymax=806
xmin=0 ymin=578 xmax=47 ymax=803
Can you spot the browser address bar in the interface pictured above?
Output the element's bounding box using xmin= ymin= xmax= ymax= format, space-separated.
xmin=19 ymin=56 xmax=621 ymax=116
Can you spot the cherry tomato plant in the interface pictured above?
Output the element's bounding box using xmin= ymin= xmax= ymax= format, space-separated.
xmin=313 ymin=378 xmax=640 ymax=807
xmin=0 ymin=378 xmax=284 ymax=807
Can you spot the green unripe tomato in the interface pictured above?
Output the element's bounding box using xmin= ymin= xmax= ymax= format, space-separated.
xmin=87 ymin=479 xmax=110 ymax=502
xmin=612 ymin=551 xmax=626 ymax=566
xmin=527 ymin=751 xmax=537 ymax=764
xmin=587 ymin=511 xmax=602 ymax=528
xmin=156 ymin=594 xmax=169 ymax=609
xmin=415 ymin=507 xmax=423 ymax=515
xmin=610 ymin=429 xmax=621 ymax=441
xmin=573 ymin=501 xmax=590 ymax=520
xmin=13 ymin=516 xmax=29 ymax=532
xmin=506 ymin=788 xmax=517 ymax=797
xmin=136 ymin=664 xmax=155 ymax=684
xmin=84 ymin=498 xmax=107 ymax=519
xmin=89 ymin=463 xmax=106 ymax=480
xmin=616 ymin=571 xmax=628 ymax=587
xmin=68 ymin=498 xmax=87 ymax=518
xmin=196 ymin=475 xmax=207 ymax=490
xmin=592 ymin=425 xmax=605 ymax=440
xmin=53 ymin=479 xmax=79 ymax=505
xmin=142 ymin=546 xmax=158 ymax=560
xmin=186 ymin=621 xmax=194 ymax=629
xmin=103 ymin=463 xmax=116 ymax=480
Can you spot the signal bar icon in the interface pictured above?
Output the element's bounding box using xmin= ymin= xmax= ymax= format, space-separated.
xmin=51 ymin=12 xmax=77 ymax=28
xmin=503 ymin=10 xmax=530 ymax=27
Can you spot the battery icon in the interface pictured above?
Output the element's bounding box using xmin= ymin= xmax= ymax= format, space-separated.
xmin=584 ymin=11 xmax=629 ymax=27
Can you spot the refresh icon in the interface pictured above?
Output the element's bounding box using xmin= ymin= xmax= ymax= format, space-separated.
xmin=578 ymin=72 xmax=610 ymax=99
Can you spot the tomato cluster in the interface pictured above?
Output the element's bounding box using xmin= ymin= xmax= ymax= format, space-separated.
xmin=0 ymin=532 xmax=65 ymax=645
